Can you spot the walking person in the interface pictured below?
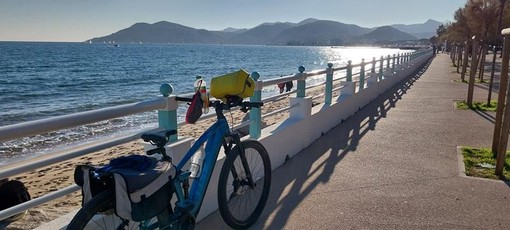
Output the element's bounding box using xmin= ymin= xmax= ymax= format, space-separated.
xmin=277 ymin=82 xmax=285 ymax=94
xmin=277 ymin=76 xmax=285 ymax=94
xmin=285 ymin=80 xmax=293 ymax=92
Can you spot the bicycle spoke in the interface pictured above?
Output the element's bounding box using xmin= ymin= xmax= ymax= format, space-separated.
xmin=224 ymin=150 xmax=266 ymax=221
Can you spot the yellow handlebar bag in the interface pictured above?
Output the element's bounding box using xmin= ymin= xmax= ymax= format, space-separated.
xmin=210 ymin=69 xmax=255 ymax=101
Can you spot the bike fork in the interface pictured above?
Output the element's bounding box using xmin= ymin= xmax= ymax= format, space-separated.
xmin=224 ymin=135 xmax=255 ymax=188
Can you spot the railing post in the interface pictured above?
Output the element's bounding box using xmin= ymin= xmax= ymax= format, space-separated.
xmin=359 ymin=58 xmax=365 ymax=91
xmin=325 ymin=63 xmax=333 ymax=105
xmin=379 ymin=55 xmax=384 ymax=80
xmin=158 ymin=83 xmax=178 ymax=141
xmin=397 ymin=53 xmax=400 ymax=66
xmin=366 ymin=57 xmax=378 ymax=87
xmin=249 ymin=72 xmax=262 ymax=139
xmin=387 ymin=54 xmax=391 ymax=69
xmin=392 ymin=54 xmax=396 ymax=73
xmin=371 ymin=57 xmax=376 ymax=74
xmin=340 ymin=60 xmax=355 ymax=100
xmin=290 ymin=66 xmax=312 ymax=119
xmin=297 ymin=66 xmax=306 ymax=98
xmin=346 ymin=60 xmax=352 ymax=82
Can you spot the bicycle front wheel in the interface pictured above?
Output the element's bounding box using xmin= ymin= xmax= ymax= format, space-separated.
xmin=66 ymin=189 xmax=161 ymax=230
xmin=217 ymin=140 xmax=271 ymax=229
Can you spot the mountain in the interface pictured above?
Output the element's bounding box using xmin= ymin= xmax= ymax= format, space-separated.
xmin=390 ymin=19 xmax=442 ymax=39
xmin=90 ymin=21 xmax=227 ymax=44
xmin=221 ymin=27 xmax=248 ymax=33
xmin=361 ymin=26 xmax=416 ymax=42
xmin=238 ymin=22 xmax=296 ymax=44
xmin=274 ymin=20 xmax=371 ymax=45
xmin=296 ymin=18 xmax=320 ymax=26
xmin=88 ymin=19 xmax=438 ymax=45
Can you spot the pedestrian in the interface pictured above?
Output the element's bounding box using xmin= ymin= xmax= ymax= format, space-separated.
xmin=285 ymin=80 xmax=293 ymax=92
xmin=277 ymin=76 xmax=285 ymax=94
xmin=277 ymin=84 xmax=285 ymax=94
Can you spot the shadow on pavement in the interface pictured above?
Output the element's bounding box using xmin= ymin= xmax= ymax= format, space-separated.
xmin=196 ymin=58 xmax=433 ymax=229
xmin=256 ymin=60 xmax=433 ymax=229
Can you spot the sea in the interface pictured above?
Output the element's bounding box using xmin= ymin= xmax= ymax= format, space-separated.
xmin=0 ymin=42 xmax=405 ymax=165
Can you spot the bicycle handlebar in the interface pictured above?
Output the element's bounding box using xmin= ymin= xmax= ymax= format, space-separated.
xmin=175 ymin=96 xmax=263 ymax=111
xmin=175 ymin=96 xmax=193 ymax=103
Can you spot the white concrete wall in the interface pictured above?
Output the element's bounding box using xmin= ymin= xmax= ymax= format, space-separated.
xmin=192 ymin=50 xmax=433 ymax=221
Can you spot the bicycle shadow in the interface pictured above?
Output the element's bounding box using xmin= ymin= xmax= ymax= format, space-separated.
xmin=195 ymin=60 xmax=429 ymax=229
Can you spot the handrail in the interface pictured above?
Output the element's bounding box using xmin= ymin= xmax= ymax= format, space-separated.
xmin=0 ymin=185 xmax=80 ymax=221
xmin=0 ymin=128 xmax=157 ymax=179
xmin=0 ymin=98 xmax=167 ymax=142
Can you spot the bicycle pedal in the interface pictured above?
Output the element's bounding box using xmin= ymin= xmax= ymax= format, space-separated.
xmin=179 ymin=212 xmax=196 ymax=225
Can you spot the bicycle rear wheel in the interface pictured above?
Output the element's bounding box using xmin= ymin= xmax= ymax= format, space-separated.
xmin=217 ymin=140 xmax=271 ymax=229
xmin=66 ymin=189 xmax=161 ymax=230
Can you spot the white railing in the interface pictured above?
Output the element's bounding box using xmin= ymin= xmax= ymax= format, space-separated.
xmin=0 ymin=49 xmax=430 ymax=224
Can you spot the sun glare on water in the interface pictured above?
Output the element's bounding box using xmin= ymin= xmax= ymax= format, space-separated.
xmin=322 ymin=46 xmax=407 ymax=66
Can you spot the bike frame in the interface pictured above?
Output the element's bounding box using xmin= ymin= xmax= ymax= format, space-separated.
xmin=173 ymin=115 xmax=230 ymax=217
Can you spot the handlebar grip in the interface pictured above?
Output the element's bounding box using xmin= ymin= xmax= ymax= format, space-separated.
xmin=175 ymin=96 xmax=193 ymax=102
xmin=244 ymin=101 xmax=264 ymax=108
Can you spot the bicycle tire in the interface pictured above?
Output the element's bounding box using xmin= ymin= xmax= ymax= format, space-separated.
xmin=217 ymin=140 xmax=271 ymax=229
xmin=66 ymin=189 xmax=161 ymax=230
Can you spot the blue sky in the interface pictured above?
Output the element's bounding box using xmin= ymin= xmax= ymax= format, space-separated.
xmin=0 ymin=0 xmax=466 ymax=42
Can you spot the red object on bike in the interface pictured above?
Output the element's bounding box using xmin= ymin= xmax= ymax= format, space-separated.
xmin=185 ymin=91 xmax=203 ymax=124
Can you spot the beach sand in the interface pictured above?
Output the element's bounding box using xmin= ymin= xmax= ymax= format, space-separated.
xmin=3 ymin=84 xmax=336 ymax=230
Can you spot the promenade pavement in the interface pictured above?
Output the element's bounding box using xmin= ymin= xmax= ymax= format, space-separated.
xmin=197 ymin=53 xmax=510 ymax=229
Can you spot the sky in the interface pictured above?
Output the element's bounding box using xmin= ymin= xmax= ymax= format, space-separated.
xmin=0 ymin=0 xmax=467 ymax=42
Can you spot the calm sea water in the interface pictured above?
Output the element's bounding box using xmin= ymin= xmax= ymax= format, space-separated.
xmin=0 ymin=42 xmax=404 ymax=165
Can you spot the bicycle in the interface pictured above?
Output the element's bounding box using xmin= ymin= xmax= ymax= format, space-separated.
xmin=67 ymin=95 xmax=272 ymax=229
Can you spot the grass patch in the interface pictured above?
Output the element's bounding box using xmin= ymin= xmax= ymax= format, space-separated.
xmin=456 ymin=100 xmax=497 ymax=112
xmin=478 ymin=79 xmax=490 ymax=84
xmin=461 ymin=146 xmax=510 ymax=181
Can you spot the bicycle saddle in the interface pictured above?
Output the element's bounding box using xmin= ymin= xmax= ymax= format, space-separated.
xmin=141 ymin=130 xmax=177 ymax=147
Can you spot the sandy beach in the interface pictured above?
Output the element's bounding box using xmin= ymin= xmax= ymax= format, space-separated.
xmin=3 ymin=83 xmax=336 ymax=230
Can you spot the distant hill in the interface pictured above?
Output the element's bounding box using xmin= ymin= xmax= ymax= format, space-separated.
xmin=240 ymin=22 xmax=296 ymax=44
xmin=221 ymin=27 xmax=248 ymax=33
xmin=274 ymin=20 xmax=371 ymax=45
xmin=361 ymin=26 xmax=416 ymax=42
xmin=390 ymin=19 xmax=442 ymax=39
xmin=90 ymin=21 xmax=226 ymax=44
xmin=88 ymin=18 xmax=440 ymax=45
